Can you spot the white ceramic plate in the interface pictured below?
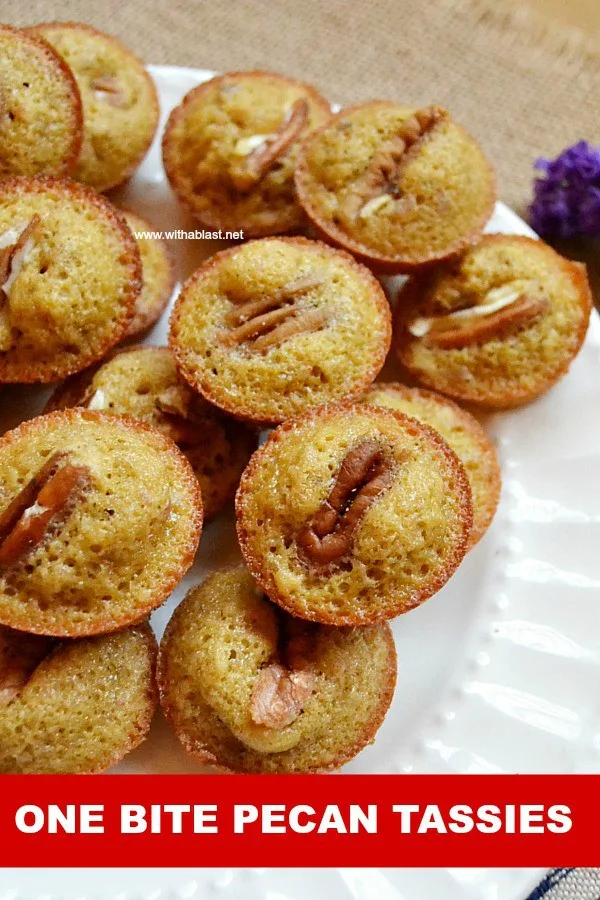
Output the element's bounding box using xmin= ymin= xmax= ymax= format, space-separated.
xmin=2 ymin=64 xmax=598 ymax=900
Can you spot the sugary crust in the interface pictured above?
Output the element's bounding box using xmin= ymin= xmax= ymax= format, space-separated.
xmin=394 ymin=234 xmax=594 ymax=408
xmin=0 ymin=175 xmax=142 ymax=384
xmin=157 ymin=566 xmax=398 ymax=773
xmin=92 ymin=622 xmax=158 ymax=772
xmin=119 ymin=209 xmax=176 ymax=338
xmin=27 ymin=21 xmax=160 ymax=192
xmin=0 ymin=408 xmax=203 ymax=636
xmin=235 ymin=402 xmax=473 ymax=625
xmin=162 ymin=70 xmax=331 ymax=238
xmin=294 ymin=100 xmax=497 ymax=274
xmin=362 ymin=383 xmax=501 ymax=547
xmin=0 ymin=621 xmax=158 ymax=773
xmin=169 ymin=236 xmax=392 ymax=425
xmin=0 ymin=25 xmax=84 ymax=178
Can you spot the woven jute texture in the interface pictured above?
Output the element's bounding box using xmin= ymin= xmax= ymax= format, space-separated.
xmin=2 ymin=0 xmax=600 ymax=284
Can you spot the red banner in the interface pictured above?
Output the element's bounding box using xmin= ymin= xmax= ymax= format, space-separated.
xmin=0 ymin=775 xmax=595 ymax=868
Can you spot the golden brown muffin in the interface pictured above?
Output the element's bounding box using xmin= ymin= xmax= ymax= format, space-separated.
xmin=27 ymin=22 xmax=159 ymax=192
xmin=0 ymin=408 xmax=202 ymax=637
xmin=395 ymin=235 xmax=593 ymax=407
xmin=361 ymin=383 xmax=500 ymax=548
xmin=158 ymin=567 xmax=397 ymax=773
xmin=0 ymin=26 xmax=83 ymax=179
xmin=0 ymin=176 xmax=141 ymax=383
xmin=295 ymin=101 xmax=496 ymax=273
xmin=0 ymin=622 xmax=157 ymax=773
xmin=119 ymin=211 xmax=175 ymax=338
xmin=47 ymin=347 xmax=256 ymax=519
xmin=169 ymin=237 xmax=392 ymax=425
xmin=236 ymin=403 xmax=472 ymax=625
xmin=162 ymin=71 xmax=330 ymax=237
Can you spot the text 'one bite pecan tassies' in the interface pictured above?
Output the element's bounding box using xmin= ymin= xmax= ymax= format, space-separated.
xmin=162 ymin=70 xmax=331 ymax=237
xmin=294 ymin=101 xmax=496 ymax=273
xmin=158 ymin=567 xmax=397 ymax=773
xmin=236 ymin=403 xmax=473 ymax=625
xmin=0 ymin=25 xmax=83 ymax=179
xmin=169 ymin=237 xmax=392 ymax=425
xmin=0 ymin=176 xmax=142 ymax=384
xmin=0 ymin=622 xmax=157 ymax=774
xmin=46 ymin=346 xmax=256 ymax=519
xmin=0 ymin=409 xmax=202 ymax=637
xmin=395 ymin=234 xmax=593 ymax=408
xmin=360 ymin=383 xmax=501 ymax=548
xmin=27 ymin=22 xmax=159 ymax=193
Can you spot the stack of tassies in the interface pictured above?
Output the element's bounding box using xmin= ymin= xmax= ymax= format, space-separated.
xmin=0 ymin=29 xmax=592 ymax=773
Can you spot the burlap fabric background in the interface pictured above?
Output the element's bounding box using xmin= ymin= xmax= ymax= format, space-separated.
xmin=1 ymin=0 xmax=600 ymax=288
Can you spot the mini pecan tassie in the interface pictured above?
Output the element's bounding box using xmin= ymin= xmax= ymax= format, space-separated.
xmin=0 ymin=25 xmax=83 ymax=179
xmin=158 ymin=567 xmax=397 ymax=773
xmin=294 ymin=101 xmax=496 ymax=273
xmin=162 ymin=70 xmax=331 ymax=237
xmin=236 ymin=403 xmax=473 ymax=625
xmin=169 ymin=237 xmax=392 ymax=425
xmin=27 ymin=22 xmax=159 ymax=192
xmin=395 ymin=234 xmax=593 ymax=407
xmin=47 ymin=346 xmax=256 ymax=518
xmin=0 ymin=622 xmax=157 ymax=773
xmin=0 ymin=176 xmax=141 ymax=383
xmin=118 ymin=211 xmax=175 ymax=339
xmin=360 ymin=383 xmax=501 ymax=548
xmin=0 ymin=408 xmax=202 ymax=637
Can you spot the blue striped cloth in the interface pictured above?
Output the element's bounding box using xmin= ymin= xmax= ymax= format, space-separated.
xmin=528 ymin=870 xmax=600 ymax=899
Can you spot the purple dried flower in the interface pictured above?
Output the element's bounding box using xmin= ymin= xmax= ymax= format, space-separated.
xmin=530 ymin=141 xmax=600 ymax=239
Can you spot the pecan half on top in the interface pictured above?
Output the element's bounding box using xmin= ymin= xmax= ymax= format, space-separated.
xmin=218 ymin=271 xmax=328 ymax=353
xmin=408 ymin=284 xmax=549 ymax=350
xmin=230 ymin=97 xmax=309 ymax=192
xmin=0 ymin=215 xmax=41 ymax=351
xmin=0 ymin=452 xmax=92 ymax=567
xmin=0 ymin=628 xmax=55 ymax=705
xmin=250 ymin=620 xmax=317 ymax=730
xmin=341 ymin=106 xmax=447 ymax=224
xmin=91 ymin=74 xmax=127 ymax=108
xmin=298 ymin=438 xmax=396 ymax=567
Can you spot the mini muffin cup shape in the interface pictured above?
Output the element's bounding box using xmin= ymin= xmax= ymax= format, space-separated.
xmin=169 ymin=236 xmax=392 ymax=425
xmin=236 ymin=402 xmax=473 ymax=625
xmin=394 ymin=235 xmax=593 ymax=408
xmin=0 ymin=176 xmax=142 ymax=383
xmin=0 ymin=621 xmax=157 ymax=774
xmin=119 ymin=210 xmax=175 ymax=339
xmin=158 ymin=566 xmax=397 ymax=773
xmin=27 ymin=22 xmax=159 ymax=193
xmin=361 ymin=383 xmax=501 ymax=548
xmin=294 ymin=101 xmax=497 ymax=274
xmin=0 ymin=25 xmax=83 ymax=179
xmin=162 ymin=70 xmax=331 ymax=238
xmin=46 ymin=346 xmax=256 ymax=519
xmin=0 ymin=408 xmax=203 ymax=636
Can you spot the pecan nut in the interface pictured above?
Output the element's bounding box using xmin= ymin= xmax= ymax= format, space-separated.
xmin=408 ymin=286 xmax=548 ymax=350
xmin=250 ymin=662 xmax=316 ymax=729
xmin=341 ymin=106 xmax=447 ymax=223
xmin=219 ymin=272 xmax=327 ymax=353
xmin=0 ymin=452 xmax=92 ymax=567
xmin=298 ymin=439 xmax=396 ymax=566
xmin=230 ymin=98 xmax=309 ymax=191
xmin=92 ymin=75 xmax=127 ymax=108
xmin=0 ymin=216 xmax=41 ymax=351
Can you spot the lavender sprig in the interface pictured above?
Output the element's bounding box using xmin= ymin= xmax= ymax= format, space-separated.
xmin=530 ymin=141 xmax=600 ymax=239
